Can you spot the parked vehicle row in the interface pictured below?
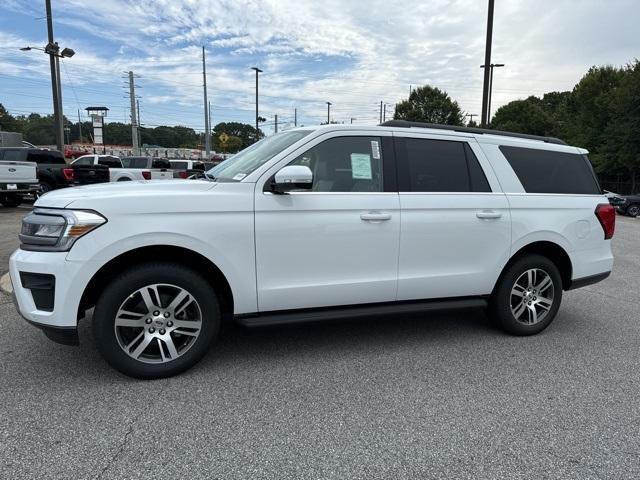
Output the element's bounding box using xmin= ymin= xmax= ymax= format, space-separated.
xmin=0 ymin=159 xmax=39 ymax=207
xmin=10 ymin=122 xmax=616 ymax=379
xmin=616 ymin=192 xmax=640 ymax=217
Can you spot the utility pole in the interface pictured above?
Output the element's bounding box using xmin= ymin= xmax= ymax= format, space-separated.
xmin=379 ymin=101 xmax=383 ymax=124
xmin=326 ymin=102 xmax=332 ymax=124
xmin=480 ymin=0 xmax=495 ymax=127
xmin=274 ymin=114 xmax=278 ymax=133
xmin=294 ymin=108 xmax=297 ymax=127
xmin=77 ymin=109 xmax=82 ymax=144
xmin=251 ymin=67 xmax=262 ymax=141
xmin=208 ymin=100 xmax=212 ymax=138
xmin=202 ymin=46 xmax=210 ymax=158
xmin=45 ymin=0 xmax=63 ymax=152
xmin=350 ymin=117 xmax=356 ymax=124
xmin=128 ymin=71 xmax=139 ymax=155
xmin=465 ymin=113 xmax=478 ymax=126
xmin=383 ymin=104 xmax=387 ymax=122
xmin=409 ymin=85 xmax=412 ymax=98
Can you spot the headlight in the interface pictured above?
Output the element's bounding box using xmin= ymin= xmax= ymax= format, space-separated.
xmin=20 ymin=208 xmax=107 ymax=252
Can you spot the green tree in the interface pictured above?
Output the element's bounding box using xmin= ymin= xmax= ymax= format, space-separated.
xmin=0 ymin=103 xmax=20 ymax=132
xmin=212 ymin=122 xmax=262 ymax=151
xmin=491 ymin=96 xmax=556 ymax=136
xmin=394 ymin=85 xmax=464 ymax=125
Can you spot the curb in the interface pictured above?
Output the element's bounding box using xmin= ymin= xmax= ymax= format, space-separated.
xmin=0 ymin=272 xmax=12 ymax=295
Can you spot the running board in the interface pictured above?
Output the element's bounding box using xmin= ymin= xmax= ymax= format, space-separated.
xmin=236 ymin=297 xmax=488 ymax=328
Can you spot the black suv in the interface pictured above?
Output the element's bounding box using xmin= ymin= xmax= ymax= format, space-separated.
xmin=617 ymin=194 xmax=640 ymax=217
xmin=0 ymin=147 xmax=71 ymax=194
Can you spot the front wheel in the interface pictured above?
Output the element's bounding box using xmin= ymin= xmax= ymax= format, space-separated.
xmin=93 ymin=263 xmax=220 ymax=379
xmin=626 ymin=203 xmax=639 ymax=218
xmin=490 ymin=254 xmax=563 ymax=336
xmin=0 ymin=194 xmax=22 ymax=208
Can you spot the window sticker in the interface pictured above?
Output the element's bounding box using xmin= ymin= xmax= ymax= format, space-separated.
xmin=371 ymin=140 xmax=381 ymax=160
xmin=232 ymin=173 xmax=247 ymax=181
xmin=351 ymin=153 xmax=373 ymax=180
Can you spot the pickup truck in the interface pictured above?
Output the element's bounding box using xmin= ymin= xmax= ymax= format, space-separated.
xmin=0 ymin=160 xmax=39 ymax=207
xmin=0 ymin=147 xmax=71 ymax=194
xmin=71 ymin=155 xmax=152 ymax=182
xmin=121 ymin=156 xmax=173 ymax=180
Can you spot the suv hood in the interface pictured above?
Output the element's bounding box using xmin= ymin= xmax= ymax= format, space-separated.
xmin=35 ymin=180 xmax=216 ymax=209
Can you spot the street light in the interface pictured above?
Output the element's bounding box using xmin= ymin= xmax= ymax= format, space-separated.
xmin=251 ymin=67 xmax=263 ymax=142
xmin=480 ymin=63 xmax=505 ymax=126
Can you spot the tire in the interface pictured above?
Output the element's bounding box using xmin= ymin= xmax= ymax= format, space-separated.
xmin=1 ymin=194 xmax=22 ymax=208
xmin=93 ymin=263 xmax=221 ymax=379
xmin=490 ymin=254 xmax=563 ymax=336
xmin=37 ymin=181 xmax=54 ymax=198
xmin=626 ymin=203 xmax=639 ymax=218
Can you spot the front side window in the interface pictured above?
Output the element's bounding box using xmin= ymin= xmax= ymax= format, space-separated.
xmin=289 ymin=136 xmax=384 ymax=192
xmin=400 ymin=138 xmax=491 ymax=192
xmin=209 ymin=130 xmax=312 ymax=182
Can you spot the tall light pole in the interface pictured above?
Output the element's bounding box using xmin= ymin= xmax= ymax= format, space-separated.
xmin=326 ymin=102 xmax=332 ymax=124
xmin=480 ymin=0 xmax=495 ymax=128
xmin=481 ymin=63 xmax=505 ymax=126
xmin=20 ymin=1 xmax=74 ymax=152
xmin=202 ymin=46 xmax=210 ymax=158
xmin=251 ymin=67 xmax=262 ymax=141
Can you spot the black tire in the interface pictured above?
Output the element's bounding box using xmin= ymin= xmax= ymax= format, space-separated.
xmin=1 ymin=194 xmax=22 ymax=208
xmin=626 ymin=203 xmax=639 ymax=218
xmin=93 ymin=263 xmax=220 ymax=379
xmin=490 ymin=254 xmax=563 ymax=336
xmin=37 ymin=181 xmax=54 ymax=199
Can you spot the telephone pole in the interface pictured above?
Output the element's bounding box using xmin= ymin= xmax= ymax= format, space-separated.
xmin=294 ymin=108 xmax=297 ymax=127
xmin=326 ymin=102 xmax=332 ymax=124
xmin=202 ymin=46 xmax=210 ymax=158
xmin=77 ymin=109 xmax=82 ymax=144
xmin=480 ymin=0 xmax=495 ymax=127
xmin=383 ymin=104 xmax=387 ymax=122
xmin=481 ymin=63 xmax=505 ymax=125
xmin=251 ymin=67 xmax=262 ymax=141
xmin=45 ymin=0 xmax=63 ymax=152
xmin=379 ymin=101 xmax=383 ymax=124
xmin=128 ymin=71 xmax=139 ymax=154
xmin=274 ymin=114 xmax=278 ymax=133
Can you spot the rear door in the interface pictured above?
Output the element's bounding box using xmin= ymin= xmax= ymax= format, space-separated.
xmin=394 ymin=133 xmax=511 ymax=300
xmin=254 ymin=131 xmax=400 ymax=312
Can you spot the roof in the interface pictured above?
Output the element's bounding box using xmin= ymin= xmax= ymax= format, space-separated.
xmin=381 ymin=120 xmax=568 ymax=145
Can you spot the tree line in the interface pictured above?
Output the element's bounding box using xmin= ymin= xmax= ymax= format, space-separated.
xmin=394 ymin=61 xmax=640 ymax=193
xmin=0 ymin=105 xmax=262 ymax=153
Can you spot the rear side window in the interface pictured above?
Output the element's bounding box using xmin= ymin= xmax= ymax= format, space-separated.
xmin=152 ymin=159 xmax=171 ymax=169
xmin=500 ymin=146 xmax=601 ymax=194
xmin=26 ymin=150 xmax=65 ymax=165
xmin=0 ymin=149 xmax=27 ymax=161
xmin=399 ymin=138 xmax=491 ymax=192
xmin=171 ymin=161 xmax=188 ymax=170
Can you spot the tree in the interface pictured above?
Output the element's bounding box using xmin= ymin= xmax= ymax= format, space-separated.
xmin=0 ymin=103 xmax=20 ymax=132
xmin=212 ymin=122 xmax=262 ymax=151
xmin=491 ymin=96 xmax=556 ymax=136
xmin=394 ymin=85 xmax=464 ymax=125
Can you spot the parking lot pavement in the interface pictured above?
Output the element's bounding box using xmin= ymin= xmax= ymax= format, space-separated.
xmin=0 ymin=206 xmax=28 ymax=276
xmin=0 ymin=215 xmax=639 ymax=479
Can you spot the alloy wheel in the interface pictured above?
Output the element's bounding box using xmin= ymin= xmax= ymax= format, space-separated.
xmin=509 ymin=268 xmax=555 ymax=325
xmin=114 ymin=283 xmax=202 ymax=364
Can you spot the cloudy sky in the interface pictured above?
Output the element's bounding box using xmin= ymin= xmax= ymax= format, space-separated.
xmin=0 ymin=0 xmax=638 ymax=135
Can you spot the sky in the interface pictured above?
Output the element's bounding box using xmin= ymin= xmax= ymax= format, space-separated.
xmin=0 ymin=0 xmax=638 ymax=136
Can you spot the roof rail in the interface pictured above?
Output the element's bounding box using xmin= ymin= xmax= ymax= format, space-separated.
xmin=380 ymin=120 xmax=568 ymax=146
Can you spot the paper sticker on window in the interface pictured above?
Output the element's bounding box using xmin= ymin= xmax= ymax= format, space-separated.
xmin=233 ymin=173 xmax=247 ymax=181
xmin=351 ymin=153 xmax=372 ymax=180
xmin=371 ymin=140 xmax=381 ymax=160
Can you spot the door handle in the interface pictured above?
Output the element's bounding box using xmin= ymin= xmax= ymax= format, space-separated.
xmin=476 ymin=210 xmax=502 ymax=220
xmin=360 ymin=212 xmax=392 ymax=222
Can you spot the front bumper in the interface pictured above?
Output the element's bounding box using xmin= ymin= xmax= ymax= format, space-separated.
xmin=9 ymin=248 xmax=89 ymax=330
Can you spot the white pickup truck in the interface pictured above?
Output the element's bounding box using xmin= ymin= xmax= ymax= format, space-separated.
xmin=71 ymin=154 xmax=165 ymax=182
xmin=0 ymin=160 xmax=39 ymax=207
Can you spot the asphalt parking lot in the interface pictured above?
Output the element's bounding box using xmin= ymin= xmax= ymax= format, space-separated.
xmin=0 ymin=205 xmax=639 ymax=479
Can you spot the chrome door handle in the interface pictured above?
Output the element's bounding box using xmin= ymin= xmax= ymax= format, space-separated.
xmin=360 ymin=212 xmax=392 ymax=222
xmin=476 ymin=210 xmax=502 ymax=219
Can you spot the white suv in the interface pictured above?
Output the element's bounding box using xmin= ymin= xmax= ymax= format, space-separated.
xmin=9 ymin=121 xmax=615 ymax=378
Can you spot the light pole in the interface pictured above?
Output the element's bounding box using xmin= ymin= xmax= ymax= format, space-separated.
xmin=326 ymin=102 xmax=332 ymax=124
xmin=480 ymin=0 xmax=495 ymax=128
xmin=480 ymin=63 xmax=505 ymax=126
xmin=251 ymin=67 xmax=262 ymax=141
xmin=19 ymin=0 xmax=74 ymax=152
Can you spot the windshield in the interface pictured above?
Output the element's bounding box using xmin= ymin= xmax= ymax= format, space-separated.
xmin=207 ymin=130 xmax=312 ymax=181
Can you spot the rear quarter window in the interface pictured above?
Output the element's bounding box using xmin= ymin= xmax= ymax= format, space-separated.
xmin=500 ymin=146 xmax=601 ymax=194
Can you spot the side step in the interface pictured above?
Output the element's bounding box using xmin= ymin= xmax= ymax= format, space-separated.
xmin=236 ymin=297 xmax=488 ymax=328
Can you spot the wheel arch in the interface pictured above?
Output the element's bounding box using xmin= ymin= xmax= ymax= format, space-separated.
xmin=495 ymin=241 xmax=573 ymax=292
xmin=78 ymin=245 xmax=234 ymax=322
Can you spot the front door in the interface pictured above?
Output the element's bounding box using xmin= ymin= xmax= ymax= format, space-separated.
xmin=254 ymin=132 xmax=400 ymax=312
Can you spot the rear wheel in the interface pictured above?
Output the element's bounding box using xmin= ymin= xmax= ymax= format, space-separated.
xmin=93 ymin=263 xmax=220 ymax=379
xmin=490 ymin=254 xmax=562 ymax=335
xmin=626 ymin=203 xmax=639 ymax=218
xmin=0 ymin=194 xmax=22 ymax=208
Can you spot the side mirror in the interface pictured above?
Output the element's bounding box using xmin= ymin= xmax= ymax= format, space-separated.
xmin=271 ymin=165 xmax=313 ymax=193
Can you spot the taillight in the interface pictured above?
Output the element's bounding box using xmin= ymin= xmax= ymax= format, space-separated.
xmin=142 ymin=171 xmax=151 ymax=180
xmin=595 ymin=203 xmax=615 ymax=240
xmin=179 ymin=171 xmax=187 ymax=179
xmin=62 ymin=168 xmax=74 ymax=182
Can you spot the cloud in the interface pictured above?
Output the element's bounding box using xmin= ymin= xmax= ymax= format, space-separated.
xmin=1 ymin=0 xmax=639 ymax=131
